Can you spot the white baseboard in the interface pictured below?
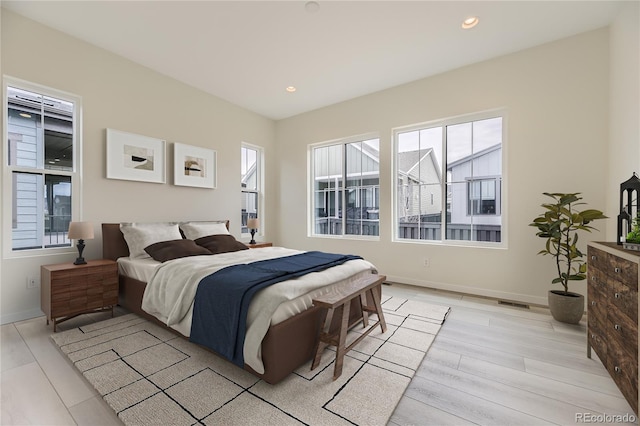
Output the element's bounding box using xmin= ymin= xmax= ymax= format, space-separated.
xmin=385 ymin=274 xmax=549 ymax=307
xmin=1 ymin=308 xmax=44 ymax=325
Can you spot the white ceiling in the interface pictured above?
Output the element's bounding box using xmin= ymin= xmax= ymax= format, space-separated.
xmin=2 ymin=1 xmax=624 ymax=120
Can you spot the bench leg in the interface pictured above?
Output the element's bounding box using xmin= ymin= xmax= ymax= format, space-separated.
xmin=311 ymin=307 xmax=330 ymax=371
xmin=370 ymin=287 xmax=387 ymax=333
xmin=333 ymin=302 xmax=351 ymax=380
xmin=359 ymin=293 xmax=369 ymax=328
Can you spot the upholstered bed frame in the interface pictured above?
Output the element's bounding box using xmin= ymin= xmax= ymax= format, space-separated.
xmin=101 ymin=222 xmax=368 ymax=384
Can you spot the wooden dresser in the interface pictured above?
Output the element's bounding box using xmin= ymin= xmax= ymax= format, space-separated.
xmin=41 ymin=259 xmax=118 ymax=332
xmin=587 ymin=242 xmax=638 ymax=415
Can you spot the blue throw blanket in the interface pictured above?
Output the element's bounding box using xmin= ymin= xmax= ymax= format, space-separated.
xmin=190 ymin=251 xmax=362 ymax=366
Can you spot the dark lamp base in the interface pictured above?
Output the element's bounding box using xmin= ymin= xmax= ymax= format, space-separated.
xmin=74 ymin=239 xmax=87 ymax=266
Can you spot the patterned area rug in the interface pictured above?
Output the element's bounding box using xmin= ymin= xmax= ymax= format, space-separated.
xmin=52 ymin=296 xmax=450 ymax=425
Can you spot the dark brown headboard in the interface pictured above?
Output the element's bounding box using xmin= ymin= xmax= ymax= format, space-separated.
xmin=102 ymin=224 xmax=130 ymax=261
xmin=101 ymin=221 xmax=230 ymax=261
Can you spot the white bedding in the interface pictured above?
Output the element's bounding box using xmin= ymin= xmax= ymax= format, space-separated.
xmin=126 ymin=247 xmax=376 ymax=374
xmin=117 ymin=256 xmax=160 ymax=282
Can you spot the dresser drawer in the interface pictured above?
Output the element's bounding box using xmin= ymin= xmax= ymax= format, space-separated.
xmin=607 ymin=253 xmax=638 ymax=291
xmin=588 ymin=246 xmax=609 ymax=271
xmin=587 ymin=284 xmax=607 ymax=324
xmin=608 ymin=281 xmax=638 ymax=324
xmin=608 ymin=309 xmax=638 ymax=360
xmin=587 ymin=267 xmax=608 ymax=293
xmin=607 ymin=336 xmax=639 ymax=414
xmin=588 ymin=327 xmax=608 ymax=365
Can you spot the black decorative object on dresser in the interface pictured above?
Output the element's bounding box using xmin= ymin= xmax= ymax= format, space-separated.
xmin=587 ymin=242 xmax=638 ymax=415
xmin=617 ymin=173 xmax=640 ymax=245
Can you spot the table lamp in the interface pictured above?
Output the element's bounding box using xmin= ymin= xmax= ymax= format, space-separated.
xmin=247 ymin=218 xmax=259 ymax=245
xmin=67 ymin=221 xmax=94 ymax=265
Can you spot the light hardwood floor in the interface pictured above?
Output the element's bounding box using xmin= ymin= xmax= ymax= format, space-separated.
xmin=1 ymin=283 xmax=637 ymax=425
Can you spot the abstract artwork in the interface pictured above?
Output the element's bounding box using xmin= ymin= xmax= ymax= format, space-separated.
xmin=173 ymin=143 xmax=216 ymax=188
xmin=106 ymin=129 xmax=166 ymax=184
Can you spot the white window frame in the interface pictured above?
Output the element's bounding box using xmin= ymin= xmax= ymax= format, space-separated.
xmin=2 ymin=76 xmax=83 ymax=258
xmin=240 ymin=142 xmax=264 ymax=239
xmin=392 ymin=109 xmax=507 ymax=248
xmin=307 ymin=133 xmax=380 ymax=240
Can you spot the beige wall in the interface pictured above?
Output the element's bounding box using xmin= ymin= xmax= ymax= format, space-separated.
xmin=275 ymin=28 xmax=612 ymax=306
xmin=608 ymin=1 xmax=640 ymax=239
xmin=0 ymin=10 xmax=276 ymax=323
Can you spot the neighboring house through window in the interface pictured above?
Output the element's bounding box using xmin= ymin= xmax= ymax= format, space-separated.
xmin=394 ymin=111 xmax=504 ymax=244
xmin=241 ymin=143 xmax=262 ymax=235
xmin=310 ymin=135 xmax=380 ymax=238
xmin=3 ymin=78 xmax=81 ymax=254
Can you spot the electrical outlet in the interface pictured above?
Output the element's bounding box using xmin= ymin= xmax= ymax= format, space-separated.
xmin=423 ymin=258 xmax=430 ymax=267
xmin=26 ymin=276 xmax=39 ymax=289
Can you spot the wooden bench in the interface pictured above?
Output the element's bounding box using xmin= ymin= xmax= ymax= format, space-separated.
xmin=310 ymin=274 xmax=387 ymax=380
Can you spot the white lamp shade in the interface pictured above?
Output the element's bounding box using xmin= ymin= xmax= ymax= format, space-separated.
xmin=68 ymin=221 xmax=94 ymax=240
xmin=247 ymin=218 xmax=259 ymax=230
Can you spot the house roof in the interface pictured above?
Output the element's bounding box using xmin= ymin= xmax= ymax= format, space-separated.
xmin=398 ymin=149 xmax=441 ymax=184
xmin=447 ymin=144 xmax=501 ymax=170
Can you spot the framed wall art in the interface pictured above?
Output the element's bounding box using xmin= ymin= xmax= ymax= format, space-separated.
xmin=173 ymin=143 xmax=217 ymax=189
xmin=106 ymin=129 xmax=166 ymax=184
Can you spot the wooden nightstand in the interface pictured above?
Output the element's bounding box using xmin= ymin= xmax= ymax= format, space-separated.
xmin=245 ymin=242 xmax=273 ymax=249
xmin=41 ymin=259 xmax=119 ymax=332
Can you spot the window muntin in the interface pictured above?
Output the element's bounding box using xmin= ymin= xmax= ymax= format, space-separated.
xmin=311 ymin=137 xmax=380 ymax=238
xmin=5 ymin=82 xmax=79 ymax=252
xmin=241 ymin=143 xmax=262 ymax=234
xmin=395 ymin=113 xmax=503 ymax=245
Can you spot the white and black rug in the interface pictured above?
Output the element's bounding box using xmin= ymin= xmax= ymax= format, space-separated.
xmin=52 ymin=296 xmax=450 ymax=426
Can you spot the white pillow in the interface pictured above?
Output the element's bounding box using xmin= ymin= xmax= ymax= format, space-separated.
xmin=179 ymin=221 xmax=229 ymax=240
xmin=120 ymin=222 xmax=182 ymax=259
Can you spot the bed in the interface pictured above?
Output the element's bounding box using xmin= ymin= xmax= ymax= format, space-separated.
xmin=101 ymin=221 xmax=380 ymax=384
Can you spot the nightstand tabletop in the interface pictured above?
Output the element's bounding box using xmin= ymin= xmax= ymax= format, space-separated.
xmin=245 ymin=242 xmax=273 ymax=248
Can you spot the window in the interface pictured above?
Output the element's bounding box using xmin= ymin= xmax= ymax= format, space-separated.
xmin=394 ymin=111 xmax=504 ymax=244
xmin=310 ymin=136 xmax=380 ymax=237
xmin=468 ymin=178 xmax=500 ymax=215
xmin=4 ymin=79 xmax=81 ymax=253
xmin=241 ymin=143 xmax=262 ymax=234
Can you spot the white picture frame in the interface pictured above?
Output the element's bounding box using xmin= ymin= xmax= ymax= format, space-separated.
xmin=106 ymin=129 xmax=166 ymax=184
xmin=173 ymin=143 xmax=217 ymax=189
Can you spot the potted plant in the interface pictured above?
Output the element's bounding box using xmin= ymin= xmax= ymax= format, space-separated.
xmin=623 ymin=213 xmax=640 ymax=251
xmin=530 ymin=193 xmax=607 ymax=324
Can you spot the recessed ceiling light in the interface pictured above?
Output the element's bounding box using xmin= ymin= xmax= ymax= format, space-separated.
xmin=286 ymin=86 xmax=297 ymax=93
xmin=305 ymin=1 xmax=320 ymax=13
xmin=19 ymin=112 xmax=32 ymax=118
xmin=462 ymin=16 xmax=479 ymax=29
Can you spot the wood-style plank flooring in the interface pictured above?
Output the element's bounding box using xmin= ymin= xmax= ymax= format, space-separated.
xmin=385 ymin=283 xmax=637 ymax=426
xmin=1 ymin=283 xmax=637 ymax=425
